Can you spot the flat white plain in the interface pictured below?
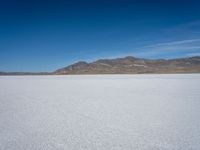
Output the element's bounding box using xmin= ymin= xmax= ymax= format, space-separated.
xmin=0 ymin=74 xmax=200 ymax=150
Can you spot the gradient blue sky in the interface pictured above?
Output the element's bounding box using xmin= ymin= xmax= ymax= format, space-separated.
xmin=0 ymin=0 xmax=200 ymax=72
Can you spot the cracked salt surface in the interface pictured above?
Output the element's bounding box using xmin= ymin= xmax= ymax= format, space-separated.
xmin=0 ymin=74 xmax=200 ymax=150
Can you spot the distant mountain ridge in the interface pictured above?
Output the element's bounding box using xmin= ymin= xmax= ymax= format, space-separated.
xmin=54 ymin=56 xmax=200 ymax=74
xmin=1 ymin=56 xmax=200 ymax=75
xmin=0 ymin=72 xmax=51 ymax=75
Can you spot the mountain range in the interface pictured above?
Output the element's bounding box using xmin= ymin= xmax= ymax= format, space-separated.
xmin=1 ymin=56 xmax=200 ymax=75
xmin=54 ymin=56 xmax=200 ymax=74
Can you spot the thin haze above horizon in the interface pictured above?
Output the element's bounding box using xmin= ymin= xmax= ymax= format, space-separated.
xmin=0 ymin=0 xmax=200 ymax=72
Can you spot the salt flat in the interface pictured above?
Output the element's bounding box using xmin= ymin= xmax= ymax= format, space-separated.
xmin=0 ymin=74 xmax=200 ymax=150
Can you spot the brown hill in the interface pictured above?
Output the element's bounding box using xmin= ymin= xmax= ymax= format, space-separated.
xmin=54 ymin=56 xmax=200 ymax=74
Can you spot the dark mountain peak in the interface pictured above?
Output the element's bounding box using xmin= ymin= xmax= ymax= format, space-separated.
xmin=94 ymin=56 xmax=138 ymax=64
xmin=72 ymin=61 xmax=88 ymax=66
xmin=124 ymin=56 xmax=136 ymax=60
xmin=188 ymin=56 xmax=200 ymax=60
xmin=94 ymin=59 xmax=109 ymax=63
xmin=54 ymin=61 xmax=89 ymax=74
xmin=71 ymin=61 xmax=88 ymax=69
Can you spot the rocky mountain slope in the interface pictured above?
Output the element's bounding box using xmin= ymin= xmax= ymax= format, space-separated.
xmin=54 ymin=56 xmax=200 ymax=74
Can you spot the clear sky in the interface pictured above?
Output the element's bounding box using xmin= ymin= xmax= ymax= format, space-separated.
xmin=0 ymin=0 xmax=200 ymax=72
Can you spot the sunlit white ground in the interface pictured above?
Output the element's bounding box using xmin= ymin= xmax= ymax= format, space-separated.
xmin=0 ymin=74 xmax=200 ymax=150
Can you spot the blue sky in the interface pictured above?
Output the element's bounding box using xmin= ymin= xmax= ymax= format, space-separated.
xmin=0 ymin=0 xmax=200 ymax=72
